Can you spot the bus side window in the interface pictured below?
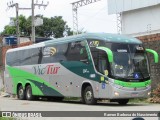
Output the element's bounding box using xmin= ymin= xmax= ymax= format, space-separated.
xmin=6 ymin=52 xmax=19 ymax=66
xmin=31 ymin=48 xmax=40 ymax=64
xmin=41 ymin=43 xmax=68 ymax=64
xmin=56 ymin=44 xmax=68 ymax=62
xmin=38 ymin=47 xmax=43 ymax=64
xmin=20 ymin=49 xmax=32 ymax=66
xmin=65 ymin=41 xmax=88 ymax=62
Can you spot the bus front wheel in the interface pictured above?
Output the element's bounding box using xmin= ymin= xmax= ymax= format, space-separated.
xmin=26 ymin=85 xmax=34 ymax=100
xmin=17 ymin=85 xmax=25 ymax=100
xmin=83 ymin=86 xmax=96 ymax=105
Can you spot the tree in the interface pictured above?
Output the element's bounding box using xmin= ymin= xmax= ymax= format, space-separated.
xmin=1 ymin=15 xmax=73 ymax=38
xmin=1 ymin=25 xmax=16 ymax=35
xmin=19 ymin=15 xmax=28 ymax=36
xmin=1 ymin=15 xmax=28 ymax=36
xmin=36 ymin=16 xmax=73 ymax=38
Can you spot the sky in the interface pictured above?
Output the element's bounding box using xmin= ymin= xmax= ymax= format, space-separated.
xmin=0 ymin=0 xmax=117 ymax=34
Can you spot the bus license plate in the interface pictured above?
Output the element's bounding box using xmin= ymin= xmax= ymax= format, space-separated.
xmin=131 ymin=92 xmax=138 ymax=96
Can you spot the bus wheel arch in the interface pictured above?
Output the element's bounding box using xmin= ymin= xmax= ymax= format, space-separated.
xmin=17 ymin=83 xmax=26 ymax=100
xmin=81 ymin=83 xmax=97 ymax=105
xmin=25 ymin=84 xmax=34 ymax=100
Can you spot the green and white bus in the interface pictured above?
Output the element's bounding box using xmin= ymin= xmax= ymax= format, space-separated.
xmin=4 ymin=33 xmax=159 ymax=105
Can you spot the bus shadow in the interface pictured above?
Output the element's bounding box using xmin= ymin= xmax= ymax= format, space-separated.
xmin=37 ymin=98 xmax=149 ymax=107
xmin=95 ymin=102 xmax=148 ymax=107
xmin=10 ymin=97 xmax=149 ymax=107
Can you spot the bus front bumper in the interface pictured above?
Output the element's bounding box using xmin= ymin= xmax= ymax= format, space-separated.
xmin=108 ymin=83 xmax=151 ymax=99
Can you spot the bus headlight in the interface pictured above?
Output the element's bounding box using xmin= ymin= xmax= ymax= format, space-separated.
xmin=114 ymin=92 xmax=119 ymax=96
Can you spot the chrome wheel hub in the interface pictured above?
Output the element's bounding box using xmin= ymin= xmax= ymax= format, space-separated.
xmin=85 ymin=91 xmax=92 ymax=101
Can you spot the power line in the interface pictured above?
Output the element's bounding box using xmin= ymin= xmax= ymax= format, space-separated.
xmin=71 ymin=0 xmax=101 ymax=35
xmin=79 ymin=7 xmax=106 ymax=23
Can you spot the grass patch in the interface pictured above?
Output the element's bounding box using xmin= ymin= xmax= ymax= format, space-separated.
xmin=0 ymin=117 xmax=17 ymax=120
xmin=129 ymin=98 xmax=149 ymax=103
xmin=0 ymin=87 xmax=4 ymax=92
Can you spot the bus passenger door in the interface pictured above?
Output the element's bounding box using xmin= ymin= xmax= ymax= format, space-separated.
xmin=90 ymin=47 xmax=111 ymax=98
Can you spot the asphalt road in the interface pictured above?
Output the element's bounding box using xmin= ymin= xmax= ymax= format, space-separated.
xmin=0 ymin=97 xmax=160 ymax=120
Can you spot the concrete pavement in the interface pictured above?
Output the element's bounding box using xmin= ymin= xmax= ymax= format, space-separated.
xmin=0 ymin=97 xmax=160 ymax=120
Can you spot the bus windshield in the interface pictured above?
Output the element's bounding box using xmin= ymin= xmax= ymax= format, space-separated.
xmin=110 ymin=43 xmax=150 ymax=80
xmin=88 ymin=40 xmax=150 ymax=81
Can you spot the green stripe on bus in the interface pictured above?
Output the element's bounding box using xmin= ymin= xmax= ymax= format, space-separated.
xmin=7 ymin=66 xmax=63 ymax=96
xmin=114 ymin=80 xmax=151 ymax=88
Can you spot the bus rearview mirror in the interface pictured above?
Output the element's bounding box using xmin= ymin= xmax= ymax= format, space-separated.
xmin=146 ymin=49 xmax=159 ymax=63
xmin=96 ymin=46 xmax=113 ymax=63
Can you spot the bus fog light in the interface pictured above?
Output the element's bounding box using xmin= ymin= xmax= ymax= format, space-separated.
xmin=114 ymin=92 xmax=119 ymax=96
xmin=148 ymin=92 xmax=151 ymax=96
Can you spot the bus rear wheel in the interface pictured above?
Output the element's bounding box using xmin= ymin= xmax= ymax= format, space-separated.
xmin=17 ymin=85 xmax=25 ymax=100
xmin=26 ymin=85 xmax=34 ymax=100
xmin=83 ymin=86 xmax=96 ymax=105
xmin=117 ymin=99 xmax=129 ymax=105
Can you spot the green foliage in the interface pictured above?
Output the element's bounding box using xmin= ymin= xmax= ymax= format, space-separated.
xmin=2 ymin=26 xmax=16 ymax=35
xmin=0 ymin=87 xmax=4 ymax=92
xmin=1 ymin=15 xmax=73 ymax=38
xmin=36 ymin=16 xmax=73 ymax=38
xmin=0 ymin=117 xmax=17 ymax=120
xmin=129 ymin=98 xmax=148 ymax=103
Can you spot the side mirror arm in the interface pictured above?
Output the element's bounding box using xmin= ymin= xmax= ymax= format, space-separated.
xmin=146 ymin=49 xmax=159 ymax=63
xmin=96 ymin=46 xmax=113 ymax=63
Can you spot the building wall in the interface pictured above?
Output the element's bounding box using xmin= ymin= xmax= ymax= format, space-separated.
xmin=108 ymin=0 xmax=160 ymax=14
xmin=137 ymin=33 xmax=160 ymax=89
xmin=122 ymin=5 xmax=160 ymax=36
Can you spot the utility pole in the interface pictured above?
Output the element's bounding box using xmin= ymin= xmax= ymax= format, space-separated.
xmin=31 ymin=0 xmax=35 ymax=44
xmin=7 ymin=1 xmax=32 ymax=45
xmin=31 ymin=0 xmax=49 ymax=43
xmin=71 ymin=0 xmax=101 ymax=35
xmin=7 ymin=0 xmax=48 ymax=45
xmin=7 ymin=2 xmax=20 ymax=45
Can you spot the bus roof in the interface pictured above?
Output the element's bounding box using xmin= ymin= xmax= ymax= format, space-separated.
xmin=44 ymin=33 xmax=142 ymax=46
xmin=7 ymin=33 xmax=142 ymax=53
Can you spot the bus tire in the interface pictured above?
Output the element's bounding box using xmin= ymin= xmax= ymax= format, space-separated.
xmin=83 ymin=86 xmax=96 ymax=105
xmin=17 ymin=85 xmax=26 ymax=100
xmin=117 ymin=99 xmax=129 ymax=105
xmin=26 ymin=85 xmax=34 ymax=100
